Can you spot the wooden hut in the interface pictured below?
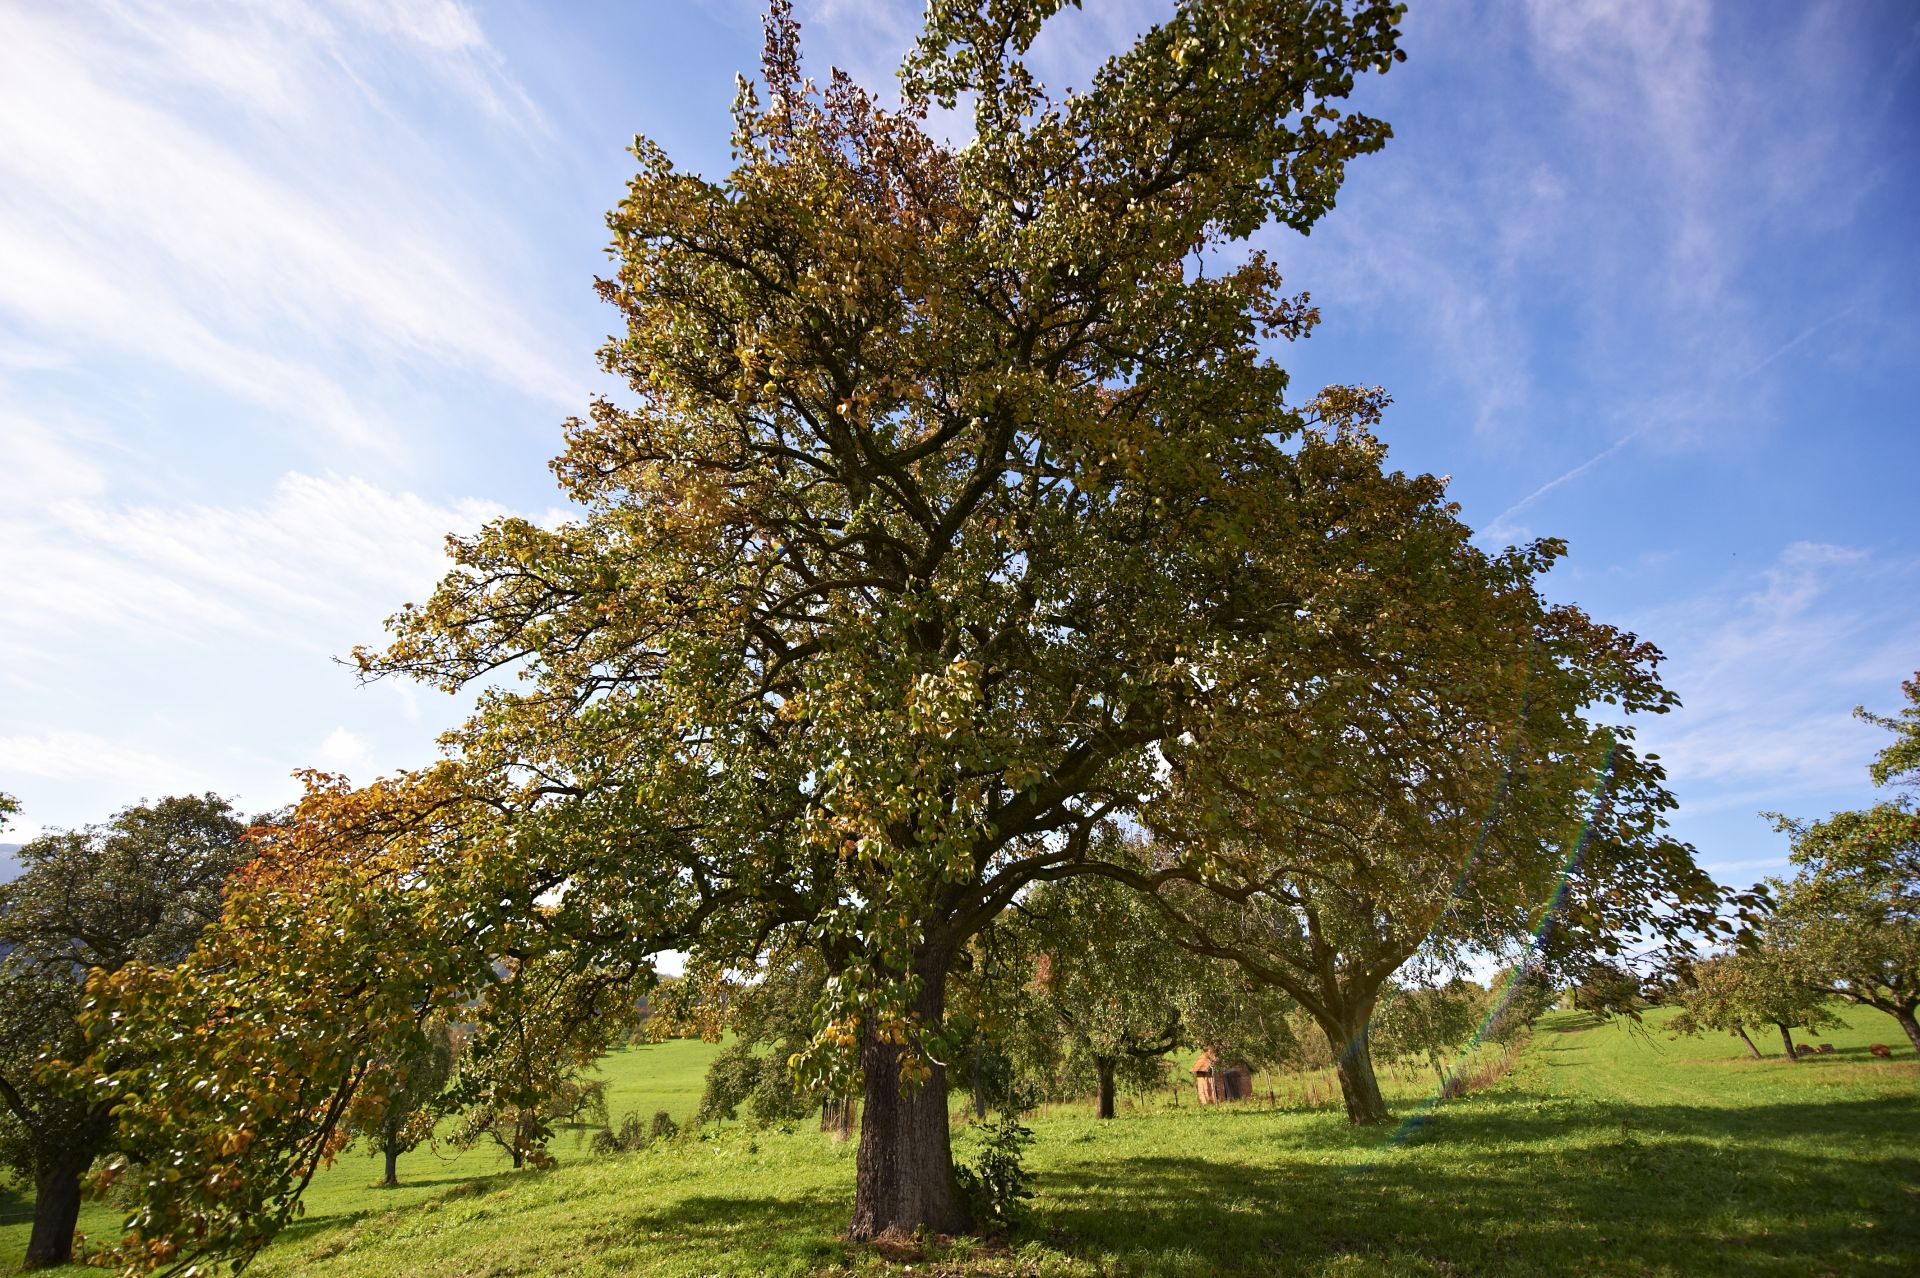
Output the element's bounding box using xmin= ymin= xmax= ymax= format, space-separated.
xmin=1191 ymin=1049 xmax=1255 ymax=1104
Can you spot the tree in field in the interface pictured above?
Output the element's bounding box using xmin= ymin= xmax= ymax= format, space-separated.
xmin=0 ymin=795 xmax=250 ymax=1270
xmin=447 ymin=955 xmax=630 ymax=1170
xmin=1122 ymin=527 xmax=1721 ymax=1124
xmin=1768 ymin=820 xmax=1920 ymax=1054
xmin=1765 ymin=675 xmax=1920 ymax=1055
xmin=344 ymin=1017 xmax=455 ymax=1186
xmin=690 ymin=944 xmax=840 ymax=1129
xmin=76 ymin=0 xmax=1510 ymax=1256
xmin=1015 ymin=872 xmax=1187 ymax=1119
xmin=1372 ymin=979 xmax=1483 ymax=1084
xmin=1670 ymin=950 xmax=1839 ymax=1061
xmin=1483 ymin=962 xmax=1557 ymax=1047
xmin=360 ymin=0 xmax=1406 ymax=1240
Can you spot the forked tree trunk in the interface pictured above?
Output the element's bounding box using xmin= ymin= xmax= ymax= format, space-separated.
xmin=1320 ymin=1011 xmax=1389 ymax=1125
xmin=1094 ymin=1056 xmax=1117 ymax=1120
xmin=846 ymin=947 xmax=969 ymax=1241
xmin=23 ymin=1147 xmax=89 ymax=1270
xmin=1777 ymin=1024 xmax=1798 ymax=1061
xmin=1733 ymin=1027 xmax=1762 ymax=1060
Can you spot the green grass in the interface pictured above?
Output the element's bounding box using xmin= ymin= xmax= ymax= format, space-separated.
xmin=5 ymin=1009 xmax=1916 ymax=1276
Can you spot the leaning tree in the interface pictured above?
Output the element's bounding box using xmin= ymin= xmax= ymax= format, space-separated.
xmin=1108 ymin=513 xmax=1724 ymax=1124
xmin=0 ymin=795 xmax=251 ymax=1269
xmin=78 ymin=0 xmax=1465 ymax=1259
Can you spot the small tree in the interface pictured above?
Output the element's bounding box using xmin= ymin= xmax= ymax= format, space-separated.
xmin=344 ymin=1018 xmax=455 ymax=1186
xmin=0 ymin=795 xmax=250 ymax=1269
xmin=690 ymin=945 xmax=834 ymax=1128
xmin=1483 ymin=962 xmax=1556 ymax=1047
xmin=1373 ymin=979 xmax=1483 ymax=1084
xmin=1671 ymin=950 xmax=1839 ymax=1060
xmin=1016 ymin=873 xmax=1188 ymax=1119
xmin=448 ymin=955 xmax=631 ymax=1169
xmin=1767 ymin=675 xmax=1920 ymax=1054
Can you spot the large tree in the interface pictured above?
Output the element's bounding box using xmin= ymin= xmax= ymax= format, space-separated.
xmin=0 ymin=795 xmax=250 ymax=1269
xmin=359 ymin=0 xmax=1406 ymax=1240
xmin=80 ymin=1 xmax=1490 ymax=1259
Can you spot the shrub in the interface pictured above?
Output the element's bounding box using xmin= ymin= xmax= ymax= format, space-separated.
xmin=954 ymin=1111 xmax=1034 ymax=1229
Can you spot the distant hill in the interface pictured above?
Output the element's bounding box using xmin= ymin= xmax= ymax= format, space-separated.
xmin=0 ymin=842 xmax=20 ymax=882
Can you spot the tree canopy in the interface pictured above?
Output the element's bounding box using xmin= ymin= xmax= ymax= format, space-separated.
xmin=1763 ymin=674 xmax=1920 ymax=1054
xmin=76 ymin=1 xmax=1720 ymax=1265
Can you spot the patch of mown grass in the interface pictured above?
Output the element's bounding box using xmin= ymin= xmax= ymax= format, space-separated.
xmin=5 ymin=1009 xmax=1915 ymax=1276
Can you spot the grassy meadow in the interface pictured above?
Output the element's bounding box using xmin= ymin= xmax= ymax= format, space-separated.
xmin=4 ymin=1007 xmax=1916 ymax=1276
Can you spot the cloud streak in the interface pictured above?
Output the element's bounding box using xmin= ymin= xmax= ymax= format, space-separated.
xmin=0 ymin=1 xmax=577 ymax=455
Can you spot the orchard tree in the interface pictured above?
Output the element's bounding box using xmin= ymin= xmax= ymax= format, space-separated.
xmin=1671 ymin=953 xmax=1765 ymax=1059
xmin=1768 ymin=806 xmax=1920 ymax=1053
xmin=1116 ymin=523 xmax=1721 ymax=1124
xmin=0 ymin=795 xmax=250 ymax=1270
xmin=690 ymin=943 xmax=839 ymax=1128
xmin=1372 ymin=979 xmax=1483 ymax=1084
xmin=1671 ymin=950 xmax=1839 ymax=1061
xmin=360 ymin=0 xmax=1407 ymax=1241
xmin=344 ymin=1018 xmax=455 ymax=1186
xmin=1017 ymin=872 xmax=1187 ymax=1119
xmin=1766 ymin=675 xmax=1920 ymax=1054
xmin=78 ymin=0 xmax=1465 ymax=1257
xmin=448 ymin=955 xmax=633 ymax=1169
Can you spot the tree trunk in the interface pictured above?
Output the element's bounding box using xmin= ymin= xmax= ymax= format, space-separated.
xmin=847 ymin=947 xmax=969 ymax=1241
xmin=1094 ymin=1056 xmax=1117 ymax=1120
xmin=821 ymin=1096 xmax=856 ymax=1142
xmin=1734 ymin=1026 xmax=1762 ymax=1060
xmin=23 ymin=1147 xmax=88 ymax=1270
xmin=383 ymin=1144 xmax=400 ymax=1187
xmin=510 ymin=1145 xmax=525 ymax=1169
xmin=1321 ymin=1013 xmax=1389 ymax=1125
xmin=1778 ymin=1023 xmax=1798 ymax=1061
xmin=1895 ymin=1006 xmax=1920 ymax=1056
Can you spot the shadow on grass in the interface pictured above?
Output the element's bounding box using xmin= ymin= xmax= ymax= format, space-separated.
xmin=587 ymin=1191 xmax=852 ymax=1270
xmin=1028 ymin=1097 xmax=1920 ymax=1276
xmin=268 ymin=1170 xmax=524 ymax=1250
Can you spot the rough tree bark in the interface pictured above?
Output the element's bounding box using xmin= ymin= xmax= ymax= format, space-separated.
xmin=1892 ymin=1007 xmax=1920 ymax=1056
xmin=1094 ymin=1056 xmax=1117 ymax=1120
xmin=23 ymin=1147 xmax=89 ymax=1270
xmin=846 ymin=945 xmax=969 ymax=1240
xmin=1321 ymin=1009 xmax=1389 ymax=1125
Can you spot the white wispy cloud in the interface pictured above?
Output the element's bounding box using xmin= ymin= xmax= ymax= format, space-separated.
xmin=1638 ymin=541 xmax=1920 ymax=808
xmin=0 ymin=730 xmax=202 ymax=792
xmin=0 ymin=469 xmax=507 ymax=663
xmin=0 ymin=0 xmax=576 ymax=455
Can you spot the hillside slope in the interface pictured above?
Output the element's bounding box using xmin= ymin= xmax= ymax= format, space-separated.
xmin=5 ymin=1009 xmax=1916 ymax=1276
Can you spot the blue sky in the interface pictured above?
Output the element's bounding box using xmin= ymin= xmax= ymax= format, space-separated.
xmin=1 ymin=0 xmax=1916 ymax=898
